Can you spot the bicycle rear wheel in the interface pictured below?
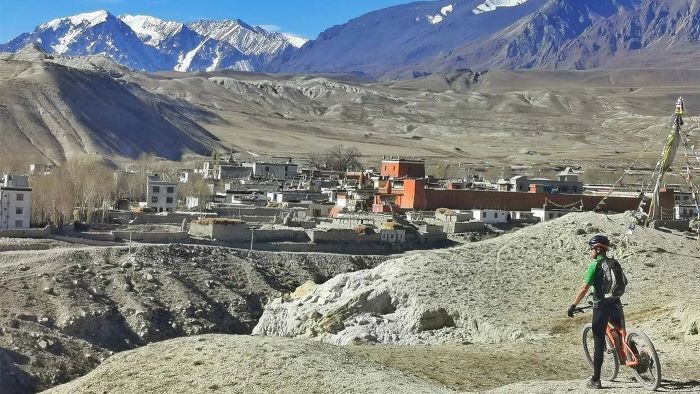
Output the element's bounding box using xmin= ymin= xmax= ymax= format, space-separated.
xmin=626 ymin=328 xmax=661 ymax=391
xmin=581 ymin=323 xmax=619 ymax=381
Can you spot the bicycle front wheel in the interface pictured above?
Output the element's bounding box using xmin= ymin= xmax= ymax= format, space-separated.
xmin=627 ymin=328 xmax=661 ymax=391
xmin=581 ymin=323 xmax=619 ymax=381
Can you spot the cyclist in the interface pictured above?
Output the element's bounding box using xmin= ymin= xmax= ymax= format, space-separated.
xmin=567 ymin=235 xmax=625 ymax=390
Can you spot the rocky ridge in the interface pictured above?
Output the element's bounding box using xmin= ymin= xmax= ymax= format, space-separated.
xmin=253 ymin=212 xmax=700 ymax=348
xmin=0 ymin=244 xmax=387 ymax=391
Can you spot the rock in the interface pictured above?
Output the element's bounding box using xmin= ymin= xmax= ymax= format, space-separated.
xmin=43 ymin=287 xmax=55 ymax=295
xmin=37 ymin=339 xmax=50 ymax=350
xmin=15 ymin=313 xmax=38 ymax=322
xmin=121 ymin=262 xmax=132 ymax=269
xmin=145 ymin=274 xmax=155 ymax=282
xmin=291 ymin=281 xmax=318 ymax=300
xmin=18 ymin=264 xmax=29 ymax=271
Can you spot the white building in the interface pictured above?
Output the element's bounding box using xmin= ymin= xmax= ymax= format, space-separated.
xmin=243 ymin=162 xmax=298 ymax=180
xmin=531 ymin=207 xmax=573 ymax=222
xmin=1 ymin=175 xmax=31 ymax=229
xmin=675 ymin=204 xmax=699 ymax=220
xmin=146 ymin=175 xmax=178 ymax=213
xmin=471 ymin=209 xmax=509 ymax=224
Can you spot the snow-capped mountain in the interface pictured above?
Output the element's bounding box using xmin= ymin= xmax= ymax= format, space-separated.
xmin=276 ymin=0 xmax=548 ymax=77
xmin=1 ymin=11 xmax=169 ymax=70
xmin=0 ymin=10 xmax=301 ymax=72
xmin=412 ymin=0 xmax=700 ymax=73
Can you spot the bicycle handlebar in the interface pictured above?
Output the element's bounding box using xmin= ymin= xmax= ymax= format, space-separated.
xmin=572 ymin=305 xmax=593 ymax=314
xmin=572 ymin=301 xmax=628 ymax=314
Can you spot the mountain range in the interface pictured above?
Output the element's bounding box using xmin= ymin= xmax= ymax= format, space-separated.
xmin=3 ymin=0 xmax=700 ymax=78
xmin=0 ymin=10 xmax=302 ymax=72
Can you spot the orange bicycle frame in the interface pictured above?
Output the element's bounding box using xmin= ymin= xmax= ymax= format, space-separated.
xmin=606 ymin=323 xmax=639 ymax=367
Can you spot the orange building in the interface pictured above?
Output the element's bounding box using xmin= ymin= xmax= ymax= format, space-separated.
xmin=373 ymin=179 xmax=667 ymax=214
xmin=380 ymin=159 xmax=425 ymax=178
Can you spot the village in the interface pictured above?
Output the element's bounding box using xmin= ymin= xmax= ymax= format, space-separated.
xmin=1 ymin=153 xmax=697 ymax=255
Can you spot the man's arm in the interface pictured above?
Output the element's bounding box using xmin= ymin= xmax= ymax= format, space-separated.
xmin=572 ymin=283 xmax=591 ymax=306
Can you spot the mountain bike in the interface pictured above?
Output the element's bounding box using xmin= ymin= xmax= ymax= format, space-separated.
xmin=573 ymin=302 xmax=661 ymax=391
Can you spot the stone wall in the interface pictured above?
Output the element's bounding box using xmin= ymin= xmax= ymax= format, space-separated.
xmin=189 ymin=222 xmax=251 ymax=242
xmin=652 ymin=220 xmax=690 ymax=232
xmin=129 ymin=212 xmax=211 ymax=225
xmin=113 ymin=231 xmax=191 ymax=243
xmin=0 ymin=228 xmax=50 ymax=238
xmin=253 ymin=230 xmax=309 ymax=243
xmin=308 ymin=229 xmax=381 ymax=244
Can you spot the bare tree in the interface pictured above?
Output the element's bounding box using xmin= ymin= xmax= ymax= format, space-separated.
xmin=309 ymin=145 xmax=362 ymax=171
xmin=179 ymin=173 xmax=210 ymax=210
xmin=116 ymin=172 xmax=146 ymax=202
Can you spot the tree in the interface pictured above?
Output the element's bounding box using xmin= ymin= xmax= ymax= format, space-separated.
xmin=309 ymin=145 xmax=362 ymax=171
xmin=179 ymin=173 xmax=210 ymax=210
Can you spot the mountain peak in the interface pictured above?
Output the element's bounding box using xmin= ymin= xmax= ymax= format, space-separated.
xmin=119 ymin=14 xmax=184 ymax=47
xmin=40 ymin=10 xmax=111 ymax=30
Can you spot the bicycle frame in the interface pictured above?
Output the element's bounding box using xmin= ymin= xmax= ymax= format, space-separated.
xmin=605 ymin=322 xmax=640 ymax=367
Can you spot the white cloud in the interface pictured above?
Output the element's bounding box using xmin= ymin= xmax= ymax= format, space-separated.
xmin=258 ymin=24 xmax=282 ymax=32
xmin=256 ymin=24 xmax=308 ymax=48
xmin=281 ymin=33 xmax=309 ymax=48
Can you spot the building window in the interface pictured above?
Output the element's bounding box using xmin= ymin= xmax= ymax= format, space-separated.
xmin=493 ymin=213 xmax=497 ymax=218
xmin=167 ymin=187 xmax=174 ymax=194
xmin=16 ymin=208 xmax=23 ymax=215
xmin=166 ymin=208 xmax=172 ymax=212
xmin=153 ymin=186 xmax=160 ymax=193
xmin=166 ymin=197 xmax=173 ymax=204
xmin=16 ymin=194 xmax=23 ymax=201
xmin=15 ymin=220 xmax=22 ymax=228
xmin=152 ymin=197 xmax=158 ymax=203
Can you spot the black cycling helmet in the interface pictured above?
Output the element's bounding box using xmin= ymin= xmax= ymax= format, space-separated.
xmin=588 ymin=235 xmax=610 ymax=250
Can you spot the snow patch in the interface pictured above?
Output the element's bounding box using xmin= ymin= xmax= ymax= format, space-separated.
xmin=427 ymin=14 xmax=443 ymax=24
xmin=281 ymin=33 xmax=308 ymax=48
xmin=472 ymin=0 xmax=529 ymax=15
xmin=426 ymin=4 xmax=454 ymax=24
xmin=175 ymin=39 xmax=208 ymax=72
xmin=42 ymin=10 xmax=109 ymax=30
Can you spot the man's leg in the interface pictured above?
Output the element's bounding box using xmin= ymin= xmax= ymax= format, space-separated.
xmin=591 ymin=302 xmax=611 ymax=382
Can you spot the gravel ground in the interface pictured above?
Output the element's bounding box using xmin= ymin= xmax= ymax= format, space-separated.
xmin=44 ymin=334 xmax=452 ymax=394
xmin=0 ymin=238 xmax=75 ymax=252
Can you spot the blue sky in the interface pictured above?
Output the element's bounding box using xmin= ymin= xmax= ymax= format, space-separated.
xmin=0 ymin=0 xmax=418 ymax=43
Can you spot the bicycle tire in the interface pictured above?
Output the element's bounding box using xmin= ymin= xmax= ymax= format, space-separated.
xmin=581 ymin=323 xmax=620 ymax=381
xmin=626 ymin=328 xmax=661 ymax=391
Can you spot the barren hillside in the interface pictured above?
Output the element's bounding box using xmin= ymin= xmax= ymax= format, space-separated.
xmin=0 ymin=244 xmax=386 ymax=392
xmin=2 ymin=55 xmax=700 ymax=168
